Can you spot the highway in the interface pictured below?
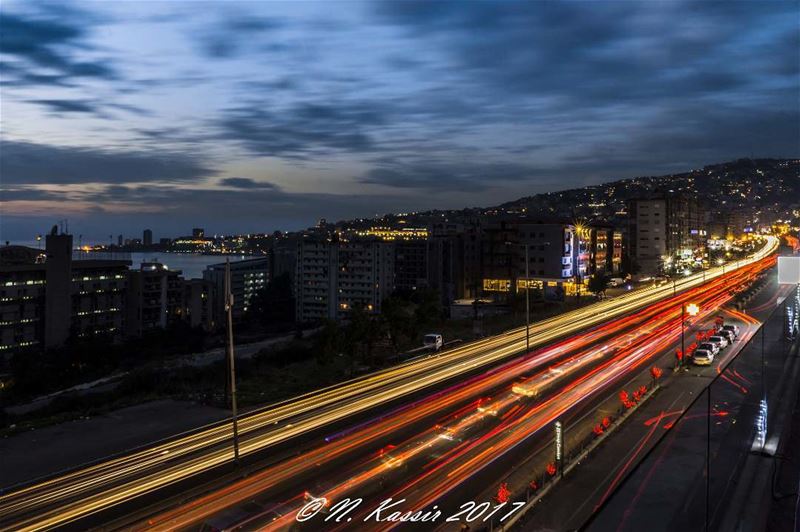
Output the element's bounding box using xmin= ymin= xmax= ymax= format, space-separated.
xmin=135 ymin=252 xmax=775 ymax=531
xmin=0 ymin=236 xmax=778 ymax=531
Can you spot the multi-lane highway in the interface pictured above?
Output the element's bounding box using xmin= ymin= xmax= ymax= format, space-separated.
xmin=0 ymin=236 xmax=778 ymax=531
xmin=137 ymin=252 xmax=775 ymax=531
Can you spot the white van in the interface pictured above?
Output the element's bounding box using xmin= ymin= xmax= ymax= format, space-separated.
xmin=423 ymin=333 xmax=443 ymax=351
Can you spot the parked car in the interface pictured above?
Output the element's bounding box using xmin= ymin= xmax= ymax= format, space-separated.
xmin=693 ymin=349 xmax=715 ymax=366
xmin=698 ymin=342 xmax=720 ymax=356
xmin=722 ymin=324 xmax=740 ymax=337
xmin=718 ymin=329 xmax=736 ymax=343
xmin=709 ymin=335 xmax=729 ymax=349
xmin=608 ymin=277 xmax=625 ymax=287
xmin=423 ymin=333 xmax=443 ymax=351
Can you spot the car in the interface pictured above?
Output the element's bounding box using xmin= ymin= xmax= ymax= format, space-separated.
xmin=423 ymin=333 xmax=443 ymax=351
xmin=693 ymin=349 xmax=714 ymax=366
xmin=718 ymin=329 xmax=735 ymax=343
xmin=722 ymin=324 xmax=740 ymax=337
xmin=608 ymin=277 xmax=625 ymax=287
xmin=698 ymin=342 xmax=720 ymax=355
xmin=654 ymin=275 xmax=671 ymax=286
xmin=709 ymin=335 xmax=729 ymax=349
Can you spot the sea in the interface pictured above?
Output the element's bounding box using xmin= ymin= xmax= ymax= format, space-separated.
xmin=6 ymin=241 xmax=255 ymax=279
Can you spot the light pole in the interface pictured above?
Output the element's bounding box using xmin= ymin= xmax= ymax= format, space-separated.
xmin=682 ymin=302 xmax=700 ymax=367
xmin=525 ymin=243 xmax=530 ymax=352
xmin=224 ymin=259 xmax=241 ymax=466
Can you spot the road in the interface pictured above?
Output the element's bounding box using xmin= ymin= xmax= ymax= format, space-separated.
xmin=127 ymin=251 xmax=776 ymax=531
xmin=0 ymin=236 xmax=778 ymax=531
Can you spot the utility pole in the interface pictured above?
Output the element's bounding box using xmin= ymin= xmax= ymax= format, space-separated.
xmin=225 ymin=259 xmax=241 ymax=466
xmin=525 ymin=244 xmax=530 ymax=352
xmin=681 ymin=303 xmax=685 ymax=368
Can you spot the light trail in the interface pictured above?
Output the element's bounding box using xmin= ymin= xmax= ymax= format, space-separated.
xmin=145 ymin=255 xmax=773 ymax=531
xmin=0 ymin=238 xmax=778 ymax=531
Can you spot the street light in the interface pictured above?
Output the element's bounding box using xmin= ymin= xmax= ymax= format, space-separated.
xmin=681 ymin=302 xmax=700 ymax=367
xmin=524 ymin=243 xmax=530 ymax=352
xmin=224 ymin=259 xmax=241 ymax=466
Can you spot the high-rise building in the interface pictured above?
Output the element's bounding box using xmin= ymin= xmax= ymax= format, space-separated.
xmin=203 ymin=258 xmax=269 ymax=321
xmin=628 ymin=194 xmax=705 ymax=275
xmin=394 ymin=239 xmax=428 ymax=292
xmin=143 ymin=229 xmax=153 ymax=246
xmin=44 ymin=231 xmax=72 ymax=348
xmin=117 ymin=234 xmax=123 ymax=246
xmin=1 ymin=230 xmax=130 ymax=354
xmin=295 ymin=236 xmax=394 ymax=323
xmin=126 ymin=262 xmax=184 ymax=336
xmin=182 ymin=278 xmax=216 ymax=330
xmin=427 ymin=220 xmax=482 ymax=305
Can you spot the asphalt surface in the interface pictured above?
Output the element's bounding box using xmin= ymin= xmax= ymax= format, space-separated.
xmin=128 ymin=255 xmax=774 ymax=532
xmin=528 ymin=268 xmax=798 ymax=532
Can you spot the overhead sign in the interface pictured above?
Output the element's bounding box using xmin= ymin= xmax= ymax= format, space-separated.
xmin=778 ymin=256 xmax=800 ymax=285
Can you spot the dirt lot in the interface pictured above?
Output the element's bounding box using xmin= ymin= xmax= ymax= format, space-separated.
xmin=0 ymin=399 xmax=228 ymax=490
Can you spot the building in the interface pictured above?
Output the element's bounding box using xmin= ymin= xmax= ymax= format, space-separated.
xmin=203 ymin=258 xmax=269 ymax=321
xmin=182 ymin=278 xmax=216 ymax=330
xmin=295 ymin=236 xmax=395 ymax=323
xmin=1 ymin=231 xmax=130 ymax=354
xmin=427 ymin=220 xmax=482 ymax=305
xmin=611 ymin=229 xmax=623 ymax=274
xmin=271 ymin=235 xmax=298 ymax=286
xmin=143 ymin=229 xmax=153 ymax=246
xmin=394 ymin=239 xmax=428 ymax=292
xmin=589 ymin=226 xmax=623 ymax=275
xmin=126 ymin=262 xmax=183 ymax=336
xmin=0 ymin=253 xmax=46 ymax=354
xmin=192 ymin=228 xmax=205 ymax=238
xmin=628 ymin=194 xmax=705 ymax=275
xmin=481 ymin=219 xmax=588 ymax=299
xmin=353 ymin=227 xmax=429 ymax=293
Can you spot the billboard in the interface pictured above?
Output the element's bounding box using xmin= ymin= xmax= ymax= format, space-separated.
xmin=778 ymin=256 xmax=800 ymax=285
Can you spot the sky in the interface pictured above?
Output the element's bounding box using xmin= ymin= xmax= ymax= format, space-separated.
xmin=1 ymin=1 xmax=798 ymax=242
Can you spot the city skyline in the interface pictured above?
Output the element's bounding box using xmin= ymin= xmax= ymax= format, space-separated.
xmin=2 ymin=1 xmax=798 ymax=240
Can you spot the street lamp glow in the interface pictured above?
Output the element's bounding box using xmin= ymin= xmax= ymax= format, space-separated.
xmin=686 ymin=302 xmax=700 ymax=316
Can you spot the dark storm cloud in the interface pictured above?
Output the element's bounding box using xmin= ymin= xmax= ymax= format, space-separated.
xmin=0 ymin=141 xmax=213 ymax=185
xmin=219 ymin=101 xmax=387 ymax=157
xmin=219 ymin=177 xmax=281 ymax=190
xmin=0 ymin=6 xmax=117 ymax=84
xmin=373 ymin=1 xmax=798 ymax=105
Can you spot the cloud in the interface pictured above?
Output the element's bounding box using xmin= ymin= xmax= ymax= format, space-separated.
xmin=28 ymin=99 xmax=97 ymax=114
xmin=0 ymin=6 xmax=117 ymax=84
xmin=197 ymin=15 xmax=285 ymax=58
xmin=0 ymin=183 xmax=444 ymax=242
xmin=0 ymin=141 xmax=214 ymax=185
xmin=219 ymin=177 xmax=281 ymax=190
xmin=218 ymin=101 xmax=387 ymax=157
xmin=361 ymin=160 xmax=539 ymax=191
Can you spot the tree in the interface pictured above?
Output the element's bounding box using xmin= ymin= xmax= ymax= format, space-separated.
xmin=380 ymin=296 xmax=414 ymax=354
xmin=314 ymin=320 xmax=341 ymax=365
xmin=245 ymin=272 xmax=295 ymax=329
xmin=587 ymin=274 xmax=610 ymax=297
